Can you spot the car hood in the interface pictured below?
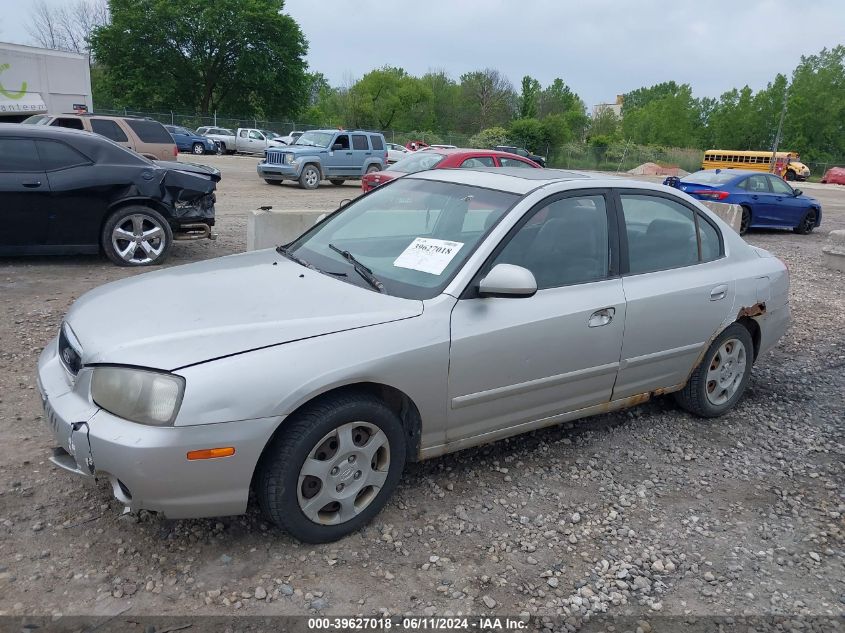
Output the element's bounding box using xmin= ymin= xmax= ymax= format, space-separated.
xmin=154 ymin=160 xmax=222 ymax=182
xmin=276 ymin=144 xmax=329 ymax=154
xmin=64 ymin=249 xmax=423 ymax=370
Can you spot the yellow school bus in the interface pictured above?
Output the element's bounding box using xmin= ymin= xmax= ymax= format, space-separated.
xmin=702 ymin=150 xmax=810 ymax=181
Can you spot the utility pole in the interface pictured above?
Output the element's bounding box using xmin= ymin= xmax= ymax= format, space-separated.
xmin=769 ymin=84 xmax=789 ymax=174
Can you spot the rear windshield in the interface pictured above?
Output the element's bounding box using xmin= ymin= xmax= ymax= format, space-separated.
xmin=681 ymin=170 xmax=738 ymax=185
xmin=125 ymin=119 xmax=173 ymax=144
xmin=390 ymin=152 xmax=446 ymax=174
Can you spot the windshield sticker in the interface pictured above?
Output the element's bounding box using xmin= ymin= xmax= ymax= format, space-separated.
xmin=393 ymin=238 xmax=464 ymax=275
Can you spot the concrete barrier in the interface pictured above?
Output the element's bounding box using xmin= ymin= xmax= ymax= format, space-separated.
xmin=822 ymin=229 xmax=845 ymax=272
xmin=247 ymin=209 xmax=326 ymax=251
xmin=701 ymin=201 xmax=742 ymax=234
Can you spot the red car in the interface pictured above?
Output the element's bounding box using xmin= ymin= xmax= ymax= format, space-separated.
xmin=361 ymin=148 xmax=541 ymax=192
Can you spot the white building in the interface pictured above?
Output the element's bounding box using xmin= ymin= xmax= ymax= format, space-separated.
xmin=0 ymin=42 xmax=92 ymax=122
xmin=592 ymin=95 xmax=623 ymax=118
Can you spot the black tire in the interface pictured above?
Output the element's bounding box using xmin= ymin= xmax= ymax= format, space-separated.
xmin=191 ymin=143 xmax=205 ymax=155
xmin=330 ymin=179 xmax=346 ymax=186
xmin=257 ymin=392 xmax=406 ymax=543
xmin=740 ymin=206 xmax=752 ymax=236
xmin=299 ymin=164 xmax=321 ymax=189
xmin=264 ymin=178 xmax=283 ymax=185
xmin=218 ymin=142 xmax=227 ymax=154
xmin=793 ymin=209 xmax=817 ymax=235
xmin=365 ymin=164 xmax=381 ymax=175
xmin=674 ymin=323 xmax=754 ymax=418
xmin=784 ymin=170 xmax=796 ymax=181
xmin=101 ymin=205 xmax=173 ymax=267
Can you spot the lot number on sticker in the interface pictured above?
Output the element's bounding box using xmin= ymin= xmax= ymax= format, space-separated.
xmin=393 ymin=238 xmax=464 ymax=275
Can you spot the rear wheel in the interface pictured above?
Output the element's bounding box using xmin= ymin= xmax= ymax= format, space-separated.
xmin=102 ymin=205 xmax=173 ymax=267
xmin=299 ymin=165 xmax=321 ymax=189
xmin=740 ymin=206 xmax=752 ymax=236
xmin=191 ymin=143 xmax=205 ymax=155
xmin=330 ymin=179 xmax=346 ymax=186
xmin=793 ymin=209 xmax=817 ymax=234
xmin=365 ymin=165 xmax=380 ymax=175
xmin=674 ymin=324 xmax=753 ymax=418
xmin=257 ymin=392 xmax=406 ymax=543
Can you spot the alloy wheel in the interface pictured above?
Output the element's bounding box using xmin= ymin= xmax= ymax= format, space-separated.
xmin=297 ymin=421 xmax=390 ymax=525
xmin=705 ymin=338 xmax=747 ymax=406
xmin=111 ymin=214 xmax=166 ymax=264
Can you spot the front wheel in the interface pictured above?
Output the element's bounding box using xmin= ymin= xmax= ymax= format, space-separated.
xmin=793 ymin=209 xmax=817 ymax=235
xmin=299 ymin=165 xmax=321 ymax=189
xmin=674 ymin=323 xmax=753 ymax=417
xmin=257 ymin=392 xmax=406 ymax=543
xmin=191 ymin=143 xmax=205 ymax=155
xmin=102 ymin=206 xmax=173 ymax=267
xmin=784 ymin=170 xmax=796 ymax=181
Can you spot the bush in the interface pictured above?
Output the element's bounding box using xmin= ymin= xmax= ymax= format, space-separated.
xmin=468 ymin=126 xmax=510 ymax=149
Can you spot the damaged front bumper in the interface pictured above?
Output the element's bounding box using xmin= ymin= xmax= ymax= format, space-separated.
xmin=36 ymin=337 xmax=280 ymax=519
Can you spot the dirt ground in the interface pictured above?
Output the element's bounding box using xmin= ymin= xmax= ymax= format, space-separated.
xmin=0 ymin=156 xmax=843 ymax=625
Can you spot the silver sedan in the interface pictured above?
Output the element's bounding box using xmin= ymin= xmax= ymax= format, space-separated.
xmin=37 ymin=168 xmax=790 ymax=543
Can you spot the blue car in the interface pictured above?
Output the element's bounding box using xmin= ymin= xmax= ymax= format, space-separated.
xmin=665 ymin=169 xmax=822 ymax=235
xmin=164 ymin=125 xmax=217 ymax=155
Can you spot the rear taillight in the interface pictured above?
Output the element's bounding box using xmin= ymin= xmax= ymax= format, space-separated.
xmin=172 ymin=145 xmax=178 ymax=157
xmin=690 ymin=190 xmax=729 ymax=200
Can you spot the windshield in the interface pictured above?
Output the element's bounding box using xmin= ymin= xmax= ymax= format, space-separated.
xmin=682 ymin=170 xmax=738 ymax=185
xmin=289 ymin=178 xmax=519 ymax=299
xmin=389 ymin=152 xmax=446 ymax=174
xmin=293 ymin=131 xmax=334 ymax=147
xmin=22 ymin=114 xmax=51 ymax=125
xmin=262 ymin=130 xmax=280 ymax=139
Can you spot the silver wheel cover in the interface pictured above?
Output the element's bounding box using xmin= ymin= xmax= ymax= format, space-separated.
xmin=304 ymin=168 xmax=318 ymax=186
xmin=705 ymin=338 xmax=747 ymax=406
xmin=111 ymin=214 xmax=166 ymax=264
xmin=297 ymin=421 xmax=390 ymax=525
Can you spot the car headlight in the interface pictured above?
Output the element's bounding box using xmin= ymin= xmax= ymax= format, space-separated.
xmin=285 ymin=153 xmax=294 ymax=165
xmin=91 ymin=366 xmax=185 ymax=426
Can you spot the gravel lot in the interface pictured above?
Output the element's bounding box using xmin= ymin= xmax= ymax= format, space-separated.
xmin=0 ymin=156 xmax=843 ymax=625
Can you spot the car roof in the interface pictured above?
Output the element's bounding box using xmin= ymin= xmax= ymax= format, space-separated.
xmin=407 ymin=167 xmax=597 ymax=194
xmin=0 ymin=122 xmax=150 ymax=164
xmin=687 ymin=169 xmax=760 ymax=178
xmin=423 ymin=148 xmax=537 ymax=159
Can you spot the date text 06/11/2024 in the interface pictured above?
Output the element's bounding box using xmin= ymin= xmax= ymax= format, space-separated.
xmin=306 ymin=616 xmax=529 ymax=630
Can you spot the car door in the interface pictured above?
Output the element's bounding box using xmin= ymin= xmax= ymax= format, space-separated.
xmin=0 ymin=137 xmax=52 ymax=250
xmin=248 ymin=129 xmax=266 ymax=153
xmin=350 ymin=134 xmax=372 ymax=175
xmin=447 ymin=191 xmax=626 ymax=442
xmin=612 ymin=190 xmax=734 ymax=399
xmin=766 ymin=174 xmax=807 ymax=227
xmin=328 ymin=134 xmax=353 ymax=175
xmin=737 ymin=173 xmax=773 ymax=225
xmin=37 ymin=139 xmax=105 ymax=248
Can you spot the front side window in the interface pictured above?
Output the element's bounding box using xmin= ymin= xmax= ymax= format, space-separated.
xmin=352 ymin=134 xmax=369 ymax=150
xmin=621 ymin=194 xmax=716 ymax=274
xmin=500 ymin=157 xmax=533 ymax=168
xmin=333 ymin=134 xmax=350 ymax=150
xmin=289 ymin=179 xmax=518 ymax=299
xmin=491 ymin=194 xmax=610 ymax=289
xmin=768 ymin=175 xmax=794 ymax=195
xmin=249 ymin=130 xmax=264 ymax=140
xmin=0 ymin=138 xmax=41 ymax=171
xmin=91 ymin=119 xmax=129 ymax=143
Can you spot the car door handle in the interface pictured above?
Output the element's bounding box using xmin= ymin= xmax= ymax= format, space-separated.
xmin=751 ymin=195 xmax=758 ymax=200
xmin=22 ymin=180 xmax=42 ymax=188
xmin=588 ymin=307 xmax=615 ymax=327
xmin=345 ymin=151 xmax=353 ymax=155
xmin=710 ymin=284 xmax=728 ymax=301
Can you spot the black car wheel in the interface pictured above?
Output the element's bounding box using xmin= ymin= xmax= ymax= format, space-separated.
xmin=740 ymin=206 xmax=752 ymax=236
xmin=257 ymin=392 xmax=406 ymax=543
xmin=102 ymin=206 xmax=173 ymax=267
xmin=192 ymin=143 xmax=205 ymax=155
xmin=793 ymin=209 xmax=817 ymax=235
xmin=785 ymin=170 xmax=796 ymax=181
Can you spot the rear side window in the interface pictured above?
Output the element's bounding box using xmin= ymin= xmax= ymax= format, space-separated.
xmin=90 ymin=119 xmax=129 ymax=143
xmin=124 ymin=119 xmax=173 ymax=143
xmin=352 ymin=134 xmax=369 ymax=150
xmin=50 ymin=117 xmax=84 ymax=130
xmin=0 ymin=138 xmax=41 ymax=171
xmin=36 ymin=140 xmax=91 ymax=170
xmin=370 ymin=135 xmax=384 ymax=150
xmin=461 ymin=156 xmax=495 ymax=168
xmin=499 ymin=157 xmax=533 ymax=168
xmin=620 ymin=194 xmax=722 ymax=274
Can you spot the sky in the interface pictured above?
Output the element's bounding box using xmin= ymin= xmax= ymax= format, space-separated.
xmin=2 ymin=0 xmax=844 ymax=108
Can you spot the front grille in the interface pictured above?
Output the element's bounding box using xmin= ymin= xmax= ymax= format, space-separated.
xmin=58 ymin=326 xmax=82 ymax=375
xmin=265 ymin=152 xmax=286 ymax=165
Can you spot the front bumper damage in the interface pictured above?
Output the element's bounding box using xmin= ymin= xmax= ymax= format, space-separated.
xmin=37 ymin=336 xmax=281 ymax=519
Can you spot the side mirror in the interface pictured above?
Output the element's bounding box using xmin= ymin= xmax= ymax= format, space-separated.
xmin=332 ymin=143 xmax=343 ymax=151
xmin=478 ymin=264 xmax=537 ymax=298
xmin=793 ymin=188 xmax=802 ymax=197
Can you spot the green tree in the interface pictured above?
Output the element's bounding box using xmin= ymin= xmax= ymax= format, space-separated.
xmin=518 ymin=75 xmax=541 ymax=119
xmin=459 ymin=68 xmax=516 ymax=131
xmin=588 ymin=108 xmax=620 ymax=139
xmin=538 ymin=78 xmax=582 ymax=117
xmin=468 ymin=126 xmax=510 ymax=148
xmin=421 ymin=70 xmax=460 ymax=132
xmin=621 ymin=81 xmax=682 ymax=115
xmin=621 ymin=83 xmax=703 ymax=147
xmin=348 ymin=67 xmax=432 ymax=130
xmin=508 ymin=118 xmax=546 ymax=152
xmin=90 ymin=0 xmax=308 ymax=116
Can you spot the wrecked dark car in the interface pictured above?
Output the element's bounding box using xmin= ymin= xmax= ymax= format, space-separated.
xmin=0 ymin=123 xmax=220 ymax=266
